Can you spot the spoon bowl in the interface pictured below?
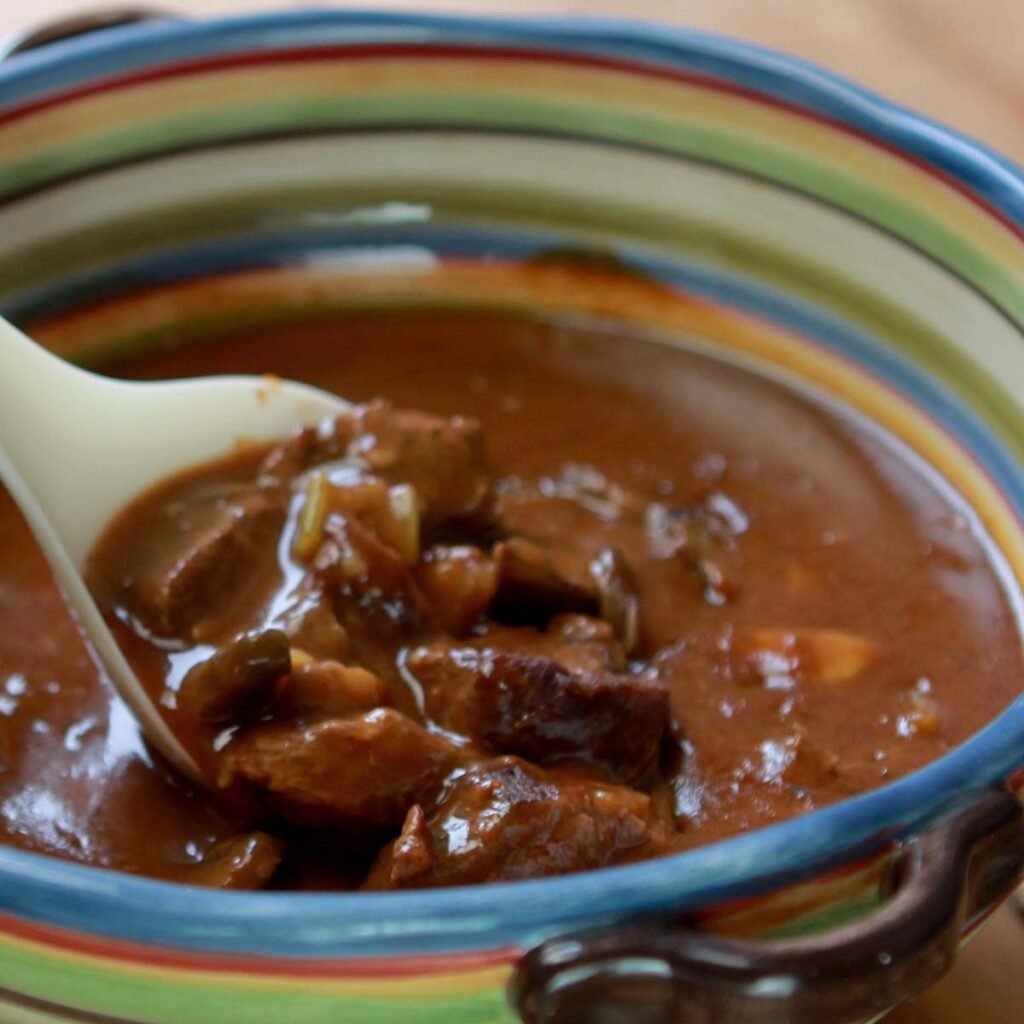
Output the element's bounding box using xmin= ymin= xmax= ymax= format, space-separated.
xmin=0 ymin=316 xmax=347 ymax=781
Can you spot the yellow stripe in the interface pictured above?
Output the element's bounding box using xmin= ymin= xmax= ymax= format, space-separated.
xmin=0 ymin=929 xmax=511 ymax=998
xmin=1 ymin=57 xmax=1019 ymax=274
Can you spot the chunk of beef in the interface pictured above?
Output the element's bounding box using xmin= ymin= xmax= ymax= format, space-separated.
xmin=471 ymin=615 xmax=626 ymax=675
xmin=218 ymin=709 xmax=461 ymax=832
xmin=404 ymin=645 xmax=668 ymax=784
xmin=134 ymin=489 xmax=286 ymax=640
xmin=184 ymin=832 xmax=285 ymax=890
xmin=282 ymin=599 xmax=350 ymax=662
xmin=293 ymin=468 xmax=422 ymax=565
xmin=414 ymin=544 xmax=499 ymax=635
xmin=491 ymin=537 xmax=597 ymax=623
xmin=265 ymin=401 xmax=491 ymax=529
xmin=274 ymin=660 xmax=390 ymax=720
xmin=376 ymin=804 xmax=434 ymax=888
xmin=314 ymin=515 xmax=435 ymax=678
xmin=491 ymin=465 xmax=644 ymax=566
xmin=178 ymin=629 xmax=291 ymax=725
xmin=544 ymin=614 xmax=628 ymax=674
xmin=364 ymin=757 xmax=672 ymax=889
xmin=344 ymin=401 xmax=490 ymax=529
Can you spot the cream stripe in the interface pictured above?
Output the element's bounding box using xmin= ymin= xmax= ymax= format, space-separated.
xmin=1 ymin=134 xmax=1020 ymax=400
xmin=0 ymin=58 xmax=1019 ymax=269
xmin=0 ymin=998 xmax=72 ymax=1024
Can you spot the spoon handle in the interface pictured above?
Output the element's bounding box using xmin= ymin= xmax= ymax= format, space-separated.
xmin=0 ymin=320 xmax=204 ymax=783
xmin=0 ymin=316 xmax=343 ymax=786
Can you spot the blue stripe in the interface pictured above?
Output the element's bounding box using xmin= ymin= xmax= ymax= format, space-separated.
xmin=1 ymin=220 xmax=1023 ymax=957
xmin=0 ymin=12 xmax=1022 ymax=230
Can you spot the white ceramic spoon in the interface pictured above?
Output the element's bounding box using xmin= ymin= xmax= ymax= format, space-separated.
xmin=0 ymin=317 xmax=347 ymax=784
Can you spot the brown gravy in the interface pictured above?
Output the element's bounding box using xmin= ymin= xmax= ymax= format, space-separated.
xmin=1 ymin=309 xmax=1020 ymax=887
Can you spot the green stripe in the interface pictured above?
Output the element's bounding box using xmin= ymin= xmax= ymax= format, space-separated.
xmin=0 ymin=947 xmax=515 ymax=1024
xmin=761 ymin=893 xmax=884 ymax=939
xmin=0 ymin=94 xmax=1020 ymax=322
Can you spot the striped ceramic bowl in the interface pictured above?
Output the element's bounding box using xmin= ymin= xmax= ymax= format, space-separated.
xmin=0 ymin=10 xmax=1022 ymax=1024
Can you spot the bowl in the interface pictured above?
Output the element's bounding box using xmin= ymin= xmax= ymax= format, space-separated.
xmin=0 ymin=10 xmax=1022 ymax=1024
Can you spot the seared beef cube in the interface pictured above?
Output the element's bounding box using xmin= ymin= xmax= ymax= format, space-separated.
xmin=324 ymin=475 xmax=421 ymax=564
xmin=178 ymin=629 xmax=291 ymax=725
xmin=347 ymin=401 xmax=490 ymax=529
xmin=365 ymin=757 xmax=670 ymax=889
xmin=218 ymin=709 xmax=460 ymax=831
xmin=377 ymin=804 xmax=435 ymax=888
xmin=545 ymin=614 xmax=628 ymax=674
xmin=184 ymin=832 xmax=285 ymax=890
xmin=274 ymin=660 xmax=390 ymax=720
xmin=283 ymin=599 xmax=350 ymax=662
xmin=404 ymin=646 xmax=668 ymax=784
xmin=261 ymin=400 xmax=491 ymax=530
xmin=319 ymin=515 xmax=427 ymax=629
xmin=136 ymin=490 xmax=286 ymax=639
xmin=315 ymin=515 xmax=434 ymax=676
xmin=491 ymin=474 xmax=650 ymax=642
xmin=284 ymin=401 xmax=490 ymax=529
xmin=414 ymin=544 xmax=499 ymax=635
xmin=480 ymin=615 xmax=627 ymax=675
xmin=492 ymin=537 xmax=597 ymax=623
xmin=291 ymin=468 xmax=424 ymax=566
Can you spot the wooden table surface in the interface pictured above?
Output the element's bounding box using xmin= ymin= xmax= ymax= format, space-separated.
xmin=1 ymin=2 xmax=1022 ymax=1022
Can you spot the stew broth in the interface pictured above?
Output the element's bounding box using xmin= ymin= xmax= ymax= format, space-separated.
xmin=1 ymin=309 xmax=1020 ymax=887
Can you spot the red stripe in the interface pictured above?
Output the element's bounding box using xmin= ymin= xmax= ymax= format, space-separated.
xmin=0 ymin=42 xmax=1021 ymax=244
xmin=0 ymin=909 xmax=518 ymax=978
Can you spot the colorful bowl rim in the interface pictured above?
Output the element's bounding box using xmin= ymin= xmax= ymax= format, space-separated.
xmin=0 ymin=9 xmax=1023 ymax=958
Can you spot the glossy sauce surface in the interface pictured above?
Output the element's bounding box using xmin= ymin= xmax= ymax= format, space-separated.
xmin=1 ymin=309 xmax=1021 ymax=886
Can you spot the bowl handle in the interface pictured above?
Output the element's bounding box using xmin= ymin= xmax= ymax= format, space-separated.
xmin=511 ymin=787 xmax=1024 ymax=1024
xmin=2 ymin=7 xmax=177 ymax=60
